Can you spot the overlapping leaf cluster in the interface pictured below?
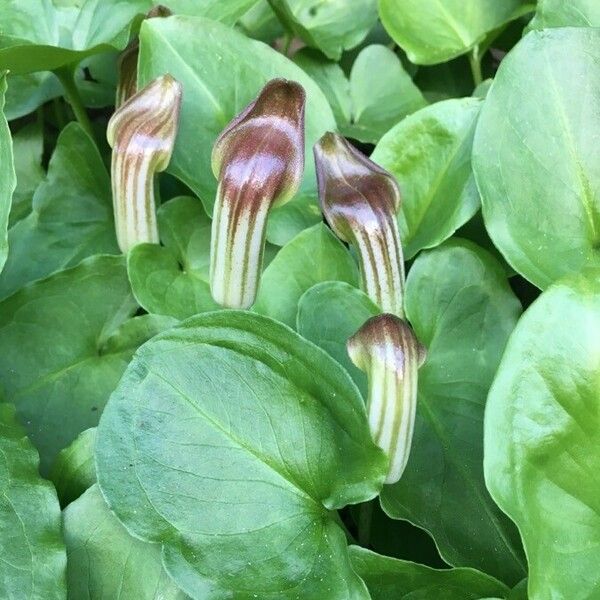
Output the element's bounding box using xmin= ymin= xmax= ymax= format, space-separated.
xmin=0 ymin=1 xmax=598 ymax=599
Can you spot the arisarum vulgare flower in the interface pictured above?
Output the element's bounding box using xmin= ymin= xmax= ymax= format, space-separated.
xmin=314 ymin=132 xmax=406 ymax=317
xmin=115 ymin=5 xmax=172 ymax=108
xmin=210 ymin=78 xmax=305 ymax=309
xmin=348 ymin=313 xmax=426 ymax=484
xmin=107 ymin=74 xmax=182 ymax=253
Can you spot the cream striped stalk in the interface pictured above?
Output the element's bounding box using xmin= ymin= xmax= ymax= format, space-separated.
xmin=210 ymin=79 xmax=305 ymax=309
xmin=314 ymin=132 xmax=405 ymax=317
xmin=107 ymin=74 xmax=182 ymax=253
xmin=348 ymin=314 xmax=426 ymax=484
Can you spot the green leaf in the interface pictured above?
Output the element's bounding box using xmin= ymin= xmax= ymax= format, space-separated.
xmin=294 ymin=45 xmax=426 ymax=144
xmin=297 ymin=281 xmax=380 ymax=397
xmin=9 ymin=121 xmax=44 ymax=225
xmin=0 ymin=73 xmax=15 ymax=275
xmin=137 ymin=15 xmax=336 ymax=246
xmin=50 ymin=428 xmax=96 ymax=507
xmin=349 ymin=546 xmax=509 ymax=599
xmin=484 ymin=267 xmax=600 ymax=599
xmin=0 ymin=255 xmax=173 ymax=473
xmin=0 ymin=403 xmax=66 ymax=599
xmin=254 ymin=223 xmax=359 ymax=327
xmin=0 ymin=0 xmax=150 ymax=74
xmin=268 ymin=0 xmax=377 ymax=60
xmin=473 ymin=28 xmax=600 ymax=289
xmin=414 ymin=57 xmax=473 ymax=104
xmin=529 ymin=0 xmax=600 ymax=28
xmin=371 ymin=98 xmax=482 ymax=260
xmin=128 ymin=196 xmax=219 ymax=320
xmin=65 ymin=484 xmax=188 ymax=599
xmin=342 ymin=44 xmax=426 ymax=144
xmin=238 ymin=0 xmax=285 ymax=42
xmin=380 ymin=239 xmax=526 ymax=585
xmin=96 ymin=311 xmax=387 ymax=599
xmin=163 ymin=0 xmax=261 ymax=24
xmin=293 ymin=48 xmax=352 ymax=128
xmin=4 ymin=72 xmax=62 ymax=121
xmin=0 ymin=123 xmax=118 ymax=300
xmin=378 ymin=0 xmax=530 ymax=64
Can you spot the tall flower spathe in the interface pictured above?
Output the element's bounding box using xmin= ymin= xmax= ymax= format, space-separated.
xmin=210 ymin=78 xmax=305 ymax=309
xmin=314 ymin=132 xmax=405 ymax=317
xmin=348 ymin=314 xmax=426 ymax=484
xmin=107 ymin=74 xmax=182 ymax=253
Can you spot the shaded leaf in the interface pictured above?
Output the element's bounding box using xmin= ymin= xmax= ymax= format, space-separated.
xmin=0 ymin=123 xmax=118 ymax=300
xmin=0 ymin=403 xmax=66 ymax=599
xmin=350 ymin=546 xmax=509 ymax=600
xmin=65 ymin=484 xmax=188 ymax=599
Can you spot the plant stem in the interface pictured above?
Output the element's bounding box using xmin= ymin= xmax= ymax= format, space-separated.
xmin=55 ymin=66 xmax=96 ymax=142
xmin=358 ymin=501 xmax=373 ymax=547
xmin=282 ymin=33 xmax=292 ymax=57
xmin=469 ymin=46 xmax=483 ymax=88
xmin=51 ymin=98 xmax=67 ymax=130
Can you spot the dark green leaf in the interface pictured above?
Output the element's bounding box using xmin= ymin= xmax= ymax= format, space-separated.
xmin=254 ymin=223 xmax=359 ymax=326
xmin=378 ymin=0 xmax=531 ymax=64
xmin=65 ymin=484 xmax=188 ymax=599
xmin=0 ymin=123 xmax=118 ymax=300
xmin=4 ymin=72 xmax=62 ymax=121
xmin=529 ymin=0 xmax=600 ymax=28
xmin=128 ymin=196 xmax=219 ymax=320
xmin=0 ymin=73 xmax=15 ymax=275
xmin=473 ymin=28 xmax=600 ymax=289
xmin=96 ymin=311 xmax=387 ymax=599
xmin=371 ymin=98 xmax=482 ymax=259
xmin=349 ymin=546 xmax=509 ymax=600
xmin=137 ymin=15 xmax=336 ymax=245
xmin=297 ymin=281 xmax=380 ymax=397
xmin=238 ymin=0 xmax=285 ymax=42
xmin=380 ymin=240 xmax=526 ymax=584
xmin=51 ymin=428 xmax=96 ymax=507
xmin=268 ymin=0 xmax=377 ymax=60
xmin=484 ymin=267 xmax=600 ymax=599
xmin=0 ymin=403 xmax=66 ymax=599
xmin=9 ymin=121 xmax=44 ymax=225
xmin=0 ymin=255 xmax=172 ymax=473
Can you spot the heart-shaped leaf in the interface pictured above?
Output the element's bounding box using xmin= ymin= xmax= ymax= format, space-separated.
xmin=485 ymin=267 xmax=600 ymax=599
xmin=371 ymin=98 xmax=482 ymax=259
xmin=0 ymin=255 xmax=174 ymax=472
xmin=254 ymin=223 xmax=359 ymax=327
xmin=379 ymin=240 xmax=526 ymax=584
xmin=96 ymin=311 xmax=387 ymax=599
xmin=349 ymin=546 xmax=509 ymax=599
xmin=0 ymin=123 xmax=118 ymax=300
xmin=128 ymin=196 xmax=218 ymax=319
xmin=0 ymin=403 xmax=66 ymax=599
xmin=137 ymin=15 xmax=336 ymax=245
xmin=473 ymin=28 xmax=600 ymax=289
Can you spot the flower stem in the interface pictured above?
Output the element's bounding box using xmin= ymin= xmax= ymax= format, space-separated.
xmin=358 ymin=501 xmax=373 ymax=547
xmin=55 ymin=66 xmax=96 ymax=143
xmin=469 ymin=46 xmax=483 ymax=88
